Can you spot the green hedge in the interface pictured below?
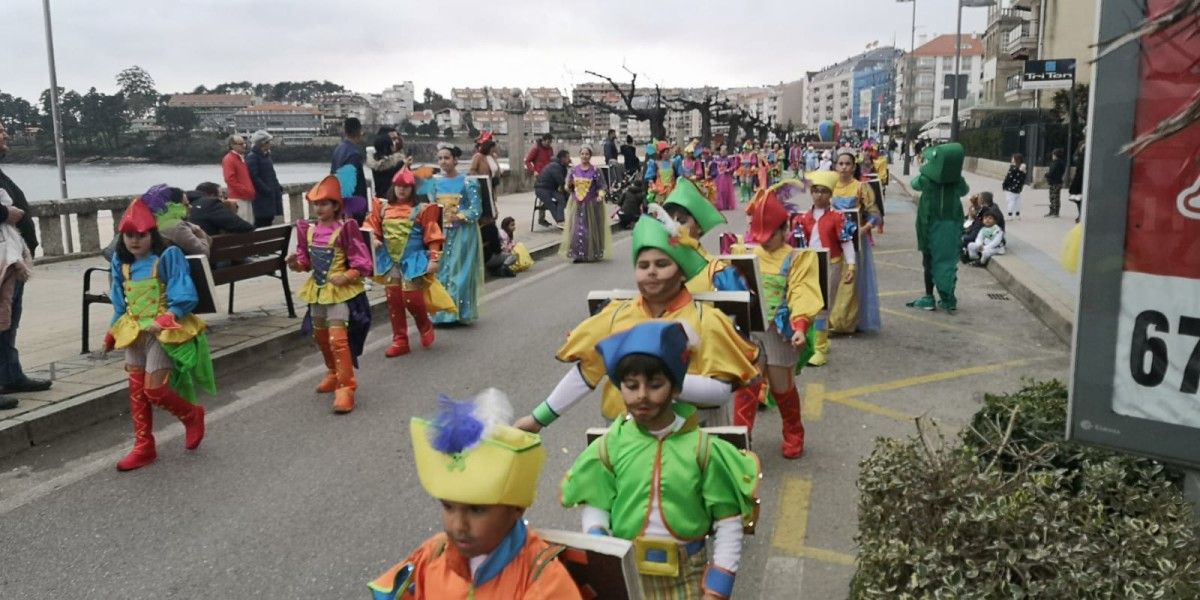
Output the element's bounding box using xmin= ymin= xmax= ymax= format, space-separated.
xmin=852 ymin=380 xmax=1200 ymax=599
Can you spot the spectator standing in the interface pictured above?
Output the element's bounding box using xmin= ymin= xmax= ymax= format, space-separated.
xmin=1001 ymin=152 xmax=1027 ymax=219
xmin=602 ymin=129 xmax=619 ymax=166
xmin=619 ymin=134 xmax=640 ymax=176
xmin=245 ymin=130 xmax=283 ymax=228
xmin=469 ymin=131 xmax=503 ymax=271
xmin=1068 ymin=141 xmax=1086 ymax=223
xmin=221 ymin=135 xmax=256 ymax=223
xmin=0 ymin=127 xmax=51 ymax=410
xmin=331 ymin=117 xmax=368 ymax=223
xmin=1045 ymin=148 xmax=1066 ymax=217
xmin=367 ymin=127 xmax=407 ymax=200
xmin=187 ymin=182 xmax=254 ymax=236
xmin=523 ymin=133 xmax=553 ymax=176
xmin=534 ymin=150 xmax=570 ymax=229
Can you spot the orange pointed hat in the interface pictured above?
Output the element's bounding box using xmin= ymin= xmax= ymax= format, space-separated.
xmin=117 ymin=198 xmax=158 ymax=234
xmin=307 ymin=175 xmax=343 ymax=205
xmin=746 ymin=187 xmax=789 ymax=244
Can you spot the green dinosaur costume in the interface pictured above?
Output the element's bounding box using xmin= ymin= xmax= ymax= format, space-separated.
xmin=908 ymin=143 xmax=969 ymax=312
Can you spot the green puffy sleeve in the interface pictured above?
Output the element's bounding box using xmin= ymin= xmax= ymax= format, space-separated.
xmin=561 ymin=436 xmax=617 ymax=512
xmin=702 ymin=438 xmax=761 ymax=523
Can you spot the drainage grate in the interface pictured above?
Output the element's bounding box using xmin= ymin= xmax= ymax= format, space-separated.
xmin=987 ymin=293 xmax=1011 ymax=301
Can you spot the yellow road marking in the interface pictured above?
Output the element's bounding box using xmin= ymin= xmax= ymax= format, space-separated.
xmin=877 ymin=288 xmax=926 ymax=298
xmin=803 ymin=383 xmax=824 ymax=421
xmin=872 ymin=248 xmax=917 ymax=256
xmin=881 ymin=307 xmax=1041 ymax=348
xmin=829 ymin=358 xmax=1039 ymax=401
xmin=873 ymin=259 xmax=925 ymax=273
xmin=825 ymin=395 xmax=914 ymax=421
xmin=772 ymin=475 xmax=858 ymax=566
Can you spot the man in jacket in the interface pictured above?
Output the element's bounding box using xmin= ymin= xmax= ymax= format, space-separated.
xmin=188 ymin=182 xmax=254 ymax=236
xmin=0 ymin=127 xmax=51 ymax=409
xmin=534 ymin=150 xmax=570 ymax=229
xmin=221 ymin=134 xmax=256 ymax=223
xmin=523 ymin=134 xmax=553 ymax=176
xmin=245 ymin=130 xmax=283 ymax=227
xmin=331 ymin=117 xmax=367 ymax=224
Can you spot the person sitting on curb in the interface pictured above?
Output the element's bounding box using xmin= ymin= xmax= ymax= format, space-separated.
xmin=967 ymin=211 xmax=1006 ymax=266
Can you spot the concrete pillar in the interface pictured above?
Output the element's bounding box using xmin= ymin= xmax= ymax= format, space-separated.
xmin=288 ymin=191 xmax=306 ymax=222
xmin=76 ymin=211 xmax=101 ymax=252
xmin=37 ymin=215 xmax=64 ymax=257
xmin=505 ymin=90 xmax=529 ymax=194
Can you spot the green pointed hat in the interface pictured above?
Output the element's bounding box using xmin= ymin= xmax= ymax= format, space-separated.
xmin=631 ymin=215 xmax=708 ymax=280
xmin=664 ymin=179 xmax=726 ymax=236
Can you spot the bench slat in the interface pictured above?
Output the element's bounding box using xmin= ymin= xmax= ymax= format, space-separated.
xmin=210 ymin=225 xmax=292 ymax=246
xmin=210 ymin=239 xmax=290 ymax=262
xmin=211 ymin=261 xmax=283 ymax=285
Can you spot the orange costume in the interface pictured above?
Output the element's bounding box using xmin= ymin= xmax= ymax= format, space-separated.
xmin=369 ymin=525 xmax=581 ymax=600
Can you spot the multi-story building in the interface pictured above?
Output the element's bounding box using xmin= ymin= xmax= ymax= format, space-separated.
xmin=315 ymin=93 xmax=374 ymax=130
xmin=524 ymin=110 xmax=551 ymax=136
xmin=777 ymin=79 xmax=807 ymax=130
xmin=525 ymin=88 xmax=565 ymax=111
xmin=451 ymin=87 xmax=520 ymax=111
xmin=471 ymin=110 xmax=508 ymax=135
xmin=894 ymin=34 xmax=984 ymax=127
xmin=435 ymin=108 xmax=462 ymax=132
xmin=572 ymin=82 xmax=631 ymax=138
xmin=806 ymin=47 xmax=901 ymax=131
xmin=375 ymin=82 xmax=415 ymax=124
xmin=979 ymin=0 xmax=1095 ymax=109
xmin=232 ymin=102 xmax=322 ymax=142
xmin=165 ymin=94 xmax=259 ymax=131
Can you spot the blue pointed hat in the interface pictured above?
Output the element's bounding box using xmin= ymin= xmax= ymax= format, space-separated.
xmin=595 ymin=321 xmax=692 ymax=388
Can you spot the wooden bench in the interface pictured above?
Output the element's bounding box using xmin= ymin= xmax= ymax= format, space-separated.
xmin=80 ymin=225 xmax=295 ymax=354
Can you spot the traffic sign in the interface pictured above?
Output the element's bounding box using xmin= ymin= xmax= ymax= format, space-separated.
xmin=942 ymin=74 xmax=969 ymax=100
xmin=1069 ymin=0 xmax=1200 ymax=468
xmin=1021 ymin=59 xmax=1076 ymax=90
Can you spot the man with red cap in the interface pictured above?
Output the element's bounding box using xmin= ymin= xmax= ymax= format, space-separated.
xmin=733 ymin=182 xmax=823 ymax=458
xmin=104 ymin=196 xmax=214 ymax=471
xmin=287 ymin=175 xmax=373 ymax=413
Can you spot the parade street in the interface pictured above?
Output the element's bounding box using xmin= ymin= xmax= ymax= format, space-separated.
xmin=0 ymin=191 xmax=1069 ymax=599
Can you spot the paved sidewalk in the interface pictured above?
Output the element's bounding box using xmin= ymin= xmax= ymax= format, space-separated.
xmin=0 ymin=190 xmax=571 ymax=457
xmin=893 ymin=168 xmax=1080 ymax=343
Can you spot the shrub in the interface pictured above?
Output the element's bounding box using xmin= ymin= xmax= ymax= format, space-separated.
xmin=851 ymin=380 xmax=1200 ymax=599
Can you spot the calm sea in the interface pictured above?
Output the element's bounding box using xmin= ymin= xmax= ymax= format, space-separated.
xmin=1 ymin=162 xmax=330 ymax=202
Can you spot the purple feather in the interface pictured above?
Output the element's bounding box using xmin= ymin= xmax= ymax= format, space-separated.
xmin=429 ymin=394 xmax=484 ymax=454
xmin=141 ymin=184 xmax=171 ymax=214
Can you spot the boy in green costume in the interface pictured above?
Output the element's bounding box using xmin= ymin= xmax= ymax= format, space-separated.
xmin=561 ymin=321 xmax=760 ymax=599
xmin=907 ymin=142 xmax=969 ymax=312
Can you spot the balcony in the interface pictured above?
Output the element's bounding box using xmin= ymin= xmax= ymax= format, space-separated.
xmin=1006 ymin=23 xmax=1037 ymax=59
xmin=987 ymin=8 xmax=1026 ymax=32
xmin=1011 ymin=0 xmax=1034 ymax=10
xmin=1004 ymin=73 xmax=1032 ymax=102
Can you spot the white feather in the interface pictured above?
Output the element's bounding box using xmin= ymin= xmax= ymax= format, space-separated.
xmin=647 ymin=203 xmax=681 ymax=237
xmin=472 ymin=388 xmax=514 ymax=435
xmin=674 ymin=319 xmax=701 ymax=350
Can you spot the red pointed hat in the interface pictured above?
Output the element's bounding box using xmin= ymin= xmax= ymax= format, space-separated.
xmin=476 ymin=130 xmax=494 ymax=145
xmin=306 ymin=175 xmax=343 ymax=205
xmin=117 ymin=198 xmax=158 ymax=234
xmin=391 ymin=169 xmax=416 ymax=187
xmin=746 ymin=188 xmax=788 ymax=244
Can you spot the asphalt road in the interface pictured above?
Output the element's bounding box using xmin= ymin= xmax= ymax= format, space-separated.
xmin=0 ymin=189 xmax=1070 ymax=599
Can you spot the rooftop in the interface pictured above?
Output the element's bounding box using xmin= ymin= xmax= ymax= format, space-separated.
xmin=167 ymin=94 xmax=257 ymax=108
xmin=237 ymin=102 xmax=320 ymax=115
xmin=911 ymin=33 xmax=984 ymax=57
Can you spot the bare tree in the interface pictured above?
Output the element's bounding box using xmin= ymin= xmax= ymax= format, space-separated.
xmin=573 ymin=70 xmax=668 ymax=140
xmin=667 ymin=89 xmax=732 ymax=147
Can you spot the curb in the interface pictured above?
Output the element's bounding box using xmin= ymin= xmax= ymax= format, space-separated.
xmin=0 ymin=227 xmax=600 ymax=460
xmin=892 ymin=175 xmax=1076 ymax=346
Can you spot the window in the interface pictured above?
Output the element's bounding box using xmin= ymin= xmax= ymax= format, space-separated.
xmin=918 ymin=57 xmax=936 ymax=68
xmin=942 ymin=56 xmax=955 ymax=69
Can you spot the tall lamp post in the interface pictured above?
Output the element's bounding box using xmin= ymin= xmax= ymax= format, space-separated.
xmin=951 ymin=0 xmax=996 ymax=141
xmin=42 ymin=0 xmax=73 ymax=253
xmin=896 ymin=0 xmax=916 ymax=175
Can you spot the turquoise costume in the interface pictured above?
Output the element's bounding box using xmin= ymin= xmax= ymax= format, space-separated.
xmin=429 ymin=174 xmax=484 ymax=324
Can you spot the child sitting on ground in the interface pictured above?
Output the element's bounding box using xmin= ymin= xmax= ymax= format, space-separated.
xmin=368 ymin=389 xmax=582 ymax=599
xmin=561 ymin=321 xmax=760 ymax=599
xmin=967 ymin=211 xmax=1005 ymax=266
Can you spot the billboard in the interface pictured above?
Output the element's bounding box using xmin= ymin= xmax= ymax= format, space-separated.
xmin=1021 ymin=59 xmax=1076 ymax=90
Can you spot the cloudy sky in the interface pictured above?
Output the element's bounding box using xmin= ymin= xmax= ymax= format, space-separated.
xmin=3 ymin=0 xmax=987 ymax=102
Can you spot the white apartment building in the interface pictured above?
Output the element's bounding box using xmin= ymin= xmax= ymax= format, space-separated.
xmin=894 ymin=34 xmax=984 ymax=126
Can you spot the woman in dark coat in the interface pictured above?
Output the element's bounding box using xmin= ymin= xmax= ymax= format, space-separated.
xmin=245 ymin=130 xmax=283 ymax=228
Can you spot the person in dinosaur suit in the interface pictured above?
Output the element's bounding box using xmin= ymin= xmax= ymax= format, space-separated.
xmin=906 ymin=142 xmax=969 ymax=313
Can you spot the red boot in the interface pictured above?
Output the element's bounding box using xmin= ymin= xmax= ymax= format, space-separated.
xmin=404 ymin=289 xmax=435 ymax=348
xmin=733 ymin=380 xmax=764 ymax=431
xmin=117 ymin=369 xmax=157 ymax=471
xmin=776 ymin=386 xmax=806 ymax=459
xmin=145 ymin=384 xmax=206 ymax=450
xmin=314 ymin=327 xmax=338 ymax=393
xmin=384 ymin=286 xmax=411 ymax=357
xmin=329 ymin=326 xmax=357 ymax=414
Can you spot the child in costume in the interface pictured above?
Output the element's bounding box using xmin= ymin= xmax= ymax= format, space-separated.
xmin=103 ymin=197 xmax=212 ymax=471
xmin=655 ymin=179 xmax=746 ymax=295
xmin=736 ymin=142 xmax=759 ymax=203
xmin=560 ymin=145 xmax=612 ymax=263
xmin=364 ymin=168 xmax=451 ymax=358
xmin=828 ymin=151 xmax=882 ymax=334
xmin=644 ymin=141 xmax=681 ymax=204
xmin=430 ymin=145 xmax=486 ymax=325
xmin=368 ymin=390 xmax=582 ymax=600
xmin=713 ymin=145 xmax=738 ymax=211
xmin=967 ymin=211 xmax=1005 ymax=266
xmin=287 ymin=175 xmax=373 ymax=413
xmin=906 ymin=142 xmax=969 ymax=313
xmin=561 ymin=321 xmax=760 ymax=599
xmin=794 ymin=172 xmax=857 ymax=367
xmin=732 ymin=182 xmax=823 ymax=459
xmin=513 ymin=215 xmax=759 ymax=432
xmin=1001 ymin=152 xmax=1027 ymax=219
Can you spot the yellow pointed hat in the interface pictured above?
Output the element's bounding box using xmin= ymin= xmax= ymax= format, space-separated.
xmin=411 ymin=389 xmax=546 ymax=508
xmin=806 ymin=170 xmax=838 ymax=191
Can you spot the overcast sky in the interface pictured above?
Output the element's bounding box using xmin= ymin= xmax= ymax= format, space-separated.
xmin=3 ymin=0 xmax=987 ymax=103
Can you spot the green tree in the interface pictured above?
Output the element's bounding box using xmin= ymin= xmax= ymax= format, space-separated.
xmin=418 ymin=121 xmax=440 ymax=137
xmin=401 ymin=121 xmax=418 ymax=136
xmin=443 ymin=127 xmax=455 ymax=138
xmin=416 ymin=88 xmax=453 ymax=112
xmin=157 ymin=105 xmax=199 ymax=133
xmin=1051 ymin=84 xmax=1088 ymax=127
xmin=39 ymin=87 xmax=82 ymax=148
xmin=116 ymin=65 xmax=158 ymax=119
xmin=78 ymin=87 xmax=128 ymax=149
xmin=0 ymin=92 xmax=41 ymax=131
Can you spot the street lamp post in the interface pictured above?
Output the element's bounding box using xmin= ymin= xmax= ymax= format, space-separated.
xmin=897 ymin=0 xmax=917 ymax=175
xmin=952 ymin=0 xmax=996 ymax=142
xmin=42 ymin=0 xmax=72 ymax=253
